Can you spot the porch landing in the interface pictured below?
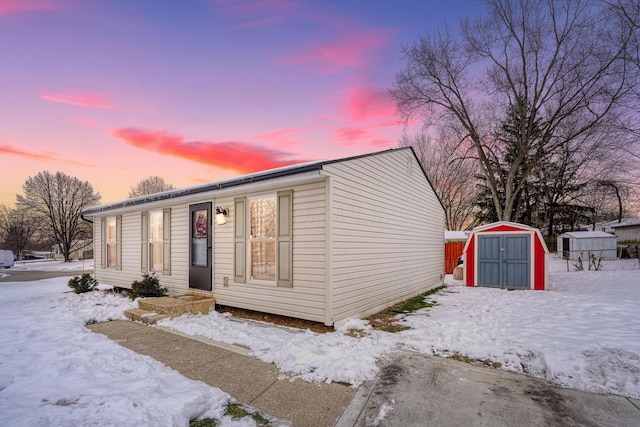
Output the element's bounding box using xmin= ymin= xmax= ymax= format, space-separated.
xmin=124 ymin=293 xmax=215 ymax=324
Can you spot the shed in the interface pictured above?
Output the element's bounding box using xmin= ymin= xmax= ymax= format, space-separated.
xmin=557 ymin=231 xmax=617 ymax=261
xmin=82 ymin=148 xmax=445 ymax=326
xmin=462 ymin=222 xmax=548 ymax=290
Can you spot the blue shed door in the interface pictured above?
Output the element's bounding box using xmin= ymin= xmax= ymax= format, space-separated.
xmin=477 ymin=234 xmax=530 ymax=289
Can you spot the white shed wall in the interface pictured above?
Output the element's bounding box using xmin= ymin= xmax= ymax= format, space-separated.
xmin=323 ymin=149 xmax=445 ymax=324
xmin=558 ymin=236 xmax=618 ymax=260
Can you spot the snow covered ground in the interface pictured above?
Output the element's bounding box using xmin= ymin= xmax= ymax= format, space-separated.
xmin=1 ymin=256 xmax=638 ymax=425
xmin=0 ymin=264 xmax=268 ymax=426
xmin=164 ymin=256 xmax=640 ymax=398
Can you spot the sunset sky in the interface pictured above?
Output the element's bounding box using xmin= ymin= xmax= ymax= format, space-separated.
xmin=0 ymin=0 xmax=480 ymax=206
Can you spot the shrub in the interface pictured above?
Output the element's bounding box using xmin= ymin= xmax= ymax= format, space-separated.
xmin=68 ymin=273 xmax=98 ymax=294
xmin=130 ymin=273 xmax=168 ymax=299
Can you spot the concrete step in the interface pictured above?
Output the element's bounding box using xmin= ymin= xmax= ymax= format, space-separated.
xmin=124 ymin=308 xmax=169 ymax=325
xmin=137 ymin=294 xmax=215 ymax=317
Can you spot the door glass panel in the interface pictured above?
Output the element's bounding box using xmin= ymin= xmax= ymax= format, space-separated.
xmin=192 ymin=209 xmax=208 ymax=267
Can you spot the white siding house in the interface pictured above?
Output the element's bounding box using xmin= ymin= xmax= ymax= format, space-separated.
xmin=83 ymin=148 xmax=445 ymax=326
xmin=611 ymin=218 xmax=640 ymax=243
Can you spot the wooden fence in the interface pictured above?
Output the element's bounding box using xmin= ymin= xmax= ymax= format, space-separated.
xmin=445 ymin=242 xmax=465 ymax=274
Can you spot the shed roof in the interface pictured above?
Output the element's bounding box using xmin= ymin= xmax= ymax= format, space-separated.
xmin=558 ymin=231 xmax=615 ymax=239
xmin=82 ymin=147 xmax=443 ymax=216
xmin=463 ymin=221 xmax=549 ymax=255
xmin=471 ymin=221 xmax=539 ymax=233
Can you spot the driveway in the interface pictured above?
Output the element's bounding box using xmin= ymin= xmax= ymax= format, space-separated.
xmin=336 ymin=351 xmax=640 ymax=427
xmin=0 ymin=269 xmax=88 ymax=282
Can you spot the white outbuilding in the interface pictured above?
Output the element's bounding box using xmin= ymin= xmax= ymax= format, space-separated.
xmin=557 ymin=231 xmax=617 ymax=261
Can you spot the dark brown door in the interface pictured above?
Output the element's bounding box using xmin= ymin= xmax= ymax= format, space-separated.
xmin=189 ymin=203 xmax=212 ymax=291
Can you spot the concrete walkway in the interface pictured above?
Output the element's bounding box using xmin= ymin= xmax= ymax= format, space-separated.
xmin=89 ymin=321 xmax=640 ymax=427
xmin=337 ymin=351 xmax=640 ymax=427
xmin=88 ymin=320 xmax=354 ymax=427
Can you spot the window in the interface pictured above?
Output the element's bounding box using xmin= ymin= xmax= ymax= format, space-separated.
xmin=141 ymin=208 xmax=171 ymax=275
xmin=106 ymin=217 xmax=117 ymax=268
xmin=101 ymin=215 xmax=121 ymax=270
xmin=149 ymin=210 xmax=163 ymax=272
xmin=234 ymin=190 xmax=292 ymax=287
xmin=249 ymin=196 xmax=277 ymax=282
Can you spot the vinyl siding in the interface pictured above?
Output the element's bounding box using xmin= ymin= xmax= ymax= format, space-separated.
xmin=94 ymin=212 xmax=143 ymax=289
xmin=213 ymin=179 xmax=328 ymax=323
xmin=93 ymin=204 xmax=191 ymax=293
xmin=323 ymin=149 xmax=445 ymax=324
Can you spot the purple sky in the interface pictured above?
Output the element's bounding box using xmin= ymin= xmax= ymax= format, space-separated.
xmin=0 ymin=0 xmax=480 ymax=205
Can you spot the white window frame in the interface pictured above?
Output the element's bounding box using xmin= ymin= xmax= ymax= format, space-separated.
xmin=105 ymin=216 xmax=117 ymax=269
xmin=148 ymin=209 xmax=164 ymax=273
xmin=247 ymin=194 xmax=277 ymax=285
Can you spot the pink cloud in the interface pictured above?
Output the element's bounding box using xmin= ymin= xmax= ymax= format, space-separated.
xmin=335 ymin=127 xmax=395 ymax=148
xmin=74 ymin=117 xmax=97 ymax=127
xmin=0 ymin=0 xmax=59 ymax=14
xmin=280 ymin=29 xmax=391 ymax=74
xmin=40 ymin=91 xmax=115 ymax=109
xmin=0 ymin=143 xmax=90 ymax=166
xmin=336 ymin=128 xmax=368 ymax=144
xmin=112 ymin=128 xmax=310 ymax=173
xmin=254 ymin=125 xmax=322 ymax=148
xmin=343 ymin=87 xmax=396 ymax=123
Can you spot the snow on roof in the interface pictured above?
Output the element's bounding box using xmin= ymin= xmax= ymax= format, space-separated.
xmin=444 ymin=231 xmax=468 ymax=241
xmin=559 ymin=231 xmax=615 ymax=239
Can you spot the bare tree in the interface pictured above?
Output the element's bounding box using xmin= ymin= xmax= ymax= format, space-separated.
xmin=392 ymin=0 xmax=639 ymax=223
xmin=128 ymin=176 xmax=175 ymax=198
xmin=16 ymin=171 xmax=100 ymax=262
xmin=399 ymin=132 xmax=478 ymax=230
xmin=0 ymin=205 xmax=38 ymax=259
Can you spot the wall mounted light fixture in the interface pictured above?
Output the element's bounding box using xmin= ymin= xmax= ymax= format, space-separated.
xmin=215 ymin=207 xmax=228 ymax=225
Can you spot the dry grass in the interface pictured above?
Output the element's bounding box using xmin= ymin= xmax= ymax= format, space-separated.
xmin=450 ymin=352 xmax=502 ymax=369
xmin=366 ymin=287 xmax=444 ymax=332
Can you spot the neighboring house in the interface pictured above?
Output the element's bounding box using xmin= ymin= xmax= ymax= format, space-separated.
xmin=581 ymin=219 xmax=619 ymax=234
xmin=462 ymin=222 xmax=548 ymax=290
xmin=557 ymin=231 xmax=617 ymax=261
xmin=610 ymin=218 xmax=640 ymax=243
xmin=82 ymin=148 xmax=445 ymax=326
xmin=52 ymin=239 xmax=93 ymax=260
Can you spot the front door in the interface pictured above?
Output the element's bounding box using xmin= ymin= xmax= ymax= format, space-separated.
xmin=477 ymin=234 xmax=530 ymax=289
xmin=189 ymin=203 xmax=212 ymax=291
